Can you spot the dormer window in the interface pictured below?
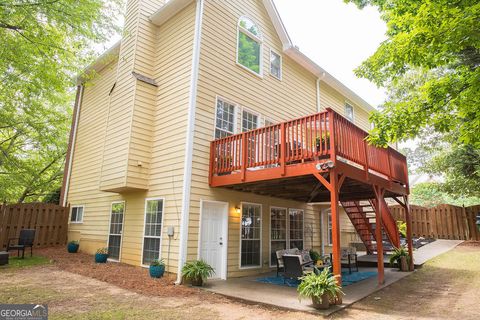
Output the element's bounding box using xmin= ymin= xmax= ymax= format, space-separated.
xmin=237 ymin=16 xmax=263 ymax=76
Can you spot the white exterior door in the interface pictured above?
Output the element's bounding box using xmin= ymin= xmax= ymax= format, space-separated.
xmin=200 ymin=201 xmax=228 ymax=280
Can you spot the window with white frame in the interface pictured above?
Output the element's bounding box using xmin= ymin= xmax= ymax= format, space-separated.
xmin=241 ymin=203 xmax=261 ymax=267
xmin=242 ymin=110 xmax=259 ymax=132
xmin=237 ymin=16 xmax=263 ymax=75
xmin=289 ymin=209 xmax=304 ymax=250
xmin=327 ymin=211 xmax=333 ymax=245
xmin=270 ymin=207 xmax=287 ymax=266
xmin=345 ymin=103 xmax=354 ymax=122
xmin=142 ymin=199 xmax=164 ymax=265
xmin=70 ymin=206 xmax=84 ymax=223
xmin=215 ymin=98 xmax=236 ymax=139
xmin=270 ymin=50 xmax=282 ymax=79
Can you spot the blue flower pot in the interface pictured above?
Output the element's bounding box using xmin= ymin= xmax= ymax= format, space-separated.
xmin=149 ymin=265 xmax=165 ymax=278
xmin=95 ymin=253 xmax=108 ymax=263
xmin=67 ymin=243 xmax=79 ymax=253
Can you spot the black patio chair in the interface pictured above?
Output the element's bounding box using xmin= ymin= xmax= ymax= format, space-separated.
xmin=282 ymin=255 xmax=315 ymax=283
xmin=7 ymin=229 xmax=35 ymax=259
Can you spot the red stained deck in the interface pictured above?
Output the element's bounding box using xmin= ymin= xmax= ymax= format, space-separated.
xmin=209 ymin=108 xmax=408 ymax=201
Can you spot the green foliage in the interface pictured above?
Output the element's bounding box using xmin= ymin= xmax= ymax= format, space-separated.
xmin=297 ymin=267 xmax=343 ymax=301
xmin=96 ymin=248 xmax=108 ymax=255
xmin=397 ymin=221 xmax=406 ymax=238
xmin=238 ymin=31 xmax=261 ymax=74
xmin=389 ymin=245 xmax=410 ymax=267
xmin=181 ymin=260 xmax=215 ymax=282
xmin=150 ymin=259 xmax=165 ymax=267
xmin=346 ymin=0 xmax=480 ymax=198
xmin=309 ymin=249 xmax=321 ymax=262
xmin=411 ymin=182 xmax=480 ymax=207
xmin=0 ymin=0 xmax=123 ymax=203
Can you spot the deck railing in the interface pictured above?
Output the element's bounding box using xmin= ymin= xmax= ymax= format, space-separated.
xmin=210 ymin=108 xmax=408 ymax=186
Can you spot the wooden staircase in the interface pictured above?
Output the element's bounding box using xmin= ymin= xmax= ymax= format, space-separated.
xmin=341 ymin=199 xmax=400 ymax=254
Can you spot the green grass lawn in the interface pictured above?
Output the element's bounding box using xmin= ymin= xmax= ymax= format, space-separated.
xmin=1 ymin=255 xmax=51 ymax=270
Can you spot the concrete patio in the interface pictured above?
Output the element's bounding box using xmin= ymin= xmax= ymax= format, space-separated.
xmin=203 ymin=240 xmax=464 ymax=315
xmin=203 ymin=267 xmax=411 ymax=316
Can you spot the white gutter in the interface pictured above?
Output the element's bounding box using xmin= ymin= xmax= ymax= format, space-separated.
xmin=62 ymin=85 xmax=84 ymax=206
xmin=176 ymin=0 xmax=204 ymax=284
xmin=316 ymin=73 xmax=326 ymax=112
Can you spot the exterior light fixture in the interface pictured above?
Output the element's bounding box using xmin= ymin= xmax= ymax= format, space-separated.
xmin=235 ymin=206 xmax=241 ymax=215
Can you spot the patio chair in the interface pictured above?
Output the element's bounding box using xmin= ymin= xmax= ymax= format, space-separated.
xmin=282 ymin=254 xmax=315 ymax=283
xmin=7 ymin=229 xmax=35 ymax=259
xmin=275 ymin=248 xmax=302 ymax=277
xmin=330 ymin=247 xmax=358 ymax=274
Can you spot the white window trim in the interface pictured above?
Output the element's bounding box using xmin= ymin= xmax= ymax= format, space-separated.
xmin=326 ymin=209 xmax=333 ymax=246
xmin=288 ymin=208 xmax=305 ymax=250
xmin=69 ymin=205 xmax=85 ymax=224
xmin=269 ymin=206 xmax=287 ymax=267
xmin=241 ymin=106 xmax=261 ymax=132
xmin=264 ymin=117 xmax=275 ymax=127
xmin=140 ymin=197 xmax=166 ymax=268
xmin=345 ymin=102 xmax=355 ymax=123
xmin=269 ymin=48 xmax=282 ymax=80
xmin=214 ymin=95 xmax=238 ymax=138
xmin=239 ymin=202 xmax=263 ymax=270
xmin=107 ymin=200 xmax=126 ymax=262
xmin=236 ymin=16 xmax=264 ymax=78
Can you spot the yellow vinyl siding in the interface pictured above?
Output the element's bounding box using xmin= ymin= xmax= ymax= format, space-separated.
xmin=189 ymin=0 xmax=320 ymax=277
xmin=319 ymin=82 xmax=371 ymax=132
xmin=67 ymin=1 xmax=196 ymax=273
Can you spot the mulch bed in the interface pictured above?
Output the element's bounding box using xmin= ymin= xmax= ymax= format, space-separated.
xmin=458 ymin=240 xmax=480 ymax=247
xmin=36 ymin=247 xmax=200 ymax=298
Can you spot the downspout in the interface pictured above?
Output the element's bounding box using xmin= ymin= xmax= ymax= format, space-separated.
xmin=176 ymin=0 xmax=204 ymax=284
xmin=320 ymin=208 xmax=324 ymax=256
xmin=316 ymin=72 xmax=326 ymax=112
xmin=61 ymin=85 xmax=84 ymax=207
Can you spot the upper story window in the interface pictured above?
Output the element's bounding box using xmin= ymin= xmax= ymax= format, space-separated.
xmin=345 ymin=103 xmax=354 ymax=122
xmin=237 ymin=16 xmax=263 ymax=76
xmin=242 ymin=109 xmax=259 ymax=132
xmin=270 ymin=50 xmax=282 ymax=80
xmin=215 ymin=98 xmax=236 ymax=139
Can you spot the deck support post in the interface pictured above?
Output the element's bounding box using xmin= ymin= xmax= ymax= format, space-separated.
xmin=329 ymin=170 xmax=342 ymax=282
xmin=373 ymin=185 xmax=385 ymax=285
xmin=403 ymin=195 xmax=414 ymax=271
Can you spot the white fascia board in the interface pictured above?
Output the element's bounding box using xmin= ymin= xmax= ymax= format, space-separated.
xmin=76 ymin=41 xmax=121 ymax=84
xmin=262 ymin=0 xmax=292 ymax=49
xmin=150 ymin=0 xmax=194 ymax=26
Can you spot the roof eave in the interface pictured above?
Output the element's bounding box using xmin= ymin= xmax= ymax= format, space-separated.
xmin=77 ymin=41 xmax=121 ymax=85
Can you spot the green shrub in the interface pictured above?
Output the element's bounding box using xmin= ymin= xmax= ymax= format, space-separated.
xmin=181 ymin=260 xmax=215 ymax=282
xmin=297 ymin=267 xmax=343 ymax=301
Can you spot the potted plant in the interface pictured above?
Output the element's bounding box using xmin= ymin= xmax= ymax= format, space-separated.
xmin=309 ymin=249 xmax=321 ymax=264
xmin=297 ymin=267 xmax=343 ymax=310
xmin=149 ymin=259 xmax=166 ymax=278
xmin=95 ymin=248 xmax=109 ymax=263
xmin=315 ymin=132 xmax=330 ymax=152
xmin=389 ymin=245 xmax=410 ymax=271
xmin=67 ymin=240 xmax=80 ymax=253
xmin=181 ymin=260 xmax=215 ymax=286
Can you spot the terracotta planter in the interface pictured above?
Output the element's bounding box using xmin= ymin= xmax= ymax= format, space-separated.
xmin=312 ymin=294 xmax=330 ymax=310
xmin=400 ymin=256 xmax=408 ymax=272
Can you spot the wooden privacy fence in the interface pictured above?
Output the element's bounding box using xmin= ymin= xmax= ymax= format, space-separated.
xmin=390 ymin=204 xmax=480 ymax=240
xmin=0 ymin=203 xmax=69 ymax=250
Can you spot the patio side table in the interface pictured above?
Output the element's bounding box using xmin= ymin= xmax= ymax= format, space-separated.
xmin=0 ymin=251 xmax=9 ymax=265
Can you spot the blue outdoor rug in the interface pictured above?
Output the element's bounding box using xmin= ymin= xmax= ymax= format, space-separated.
xmin=255 ymin=270 xmax=378 ymax=288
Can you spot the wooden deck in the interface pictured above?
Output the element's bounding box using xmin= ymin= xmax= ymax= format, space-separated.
xmin=209 ymin=108 xmax=408 ymax=200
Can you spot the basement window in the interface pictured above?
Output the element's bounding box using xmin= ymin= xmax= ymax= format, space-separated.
xmin=70 ymin=206 xmax=84 ymax=223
